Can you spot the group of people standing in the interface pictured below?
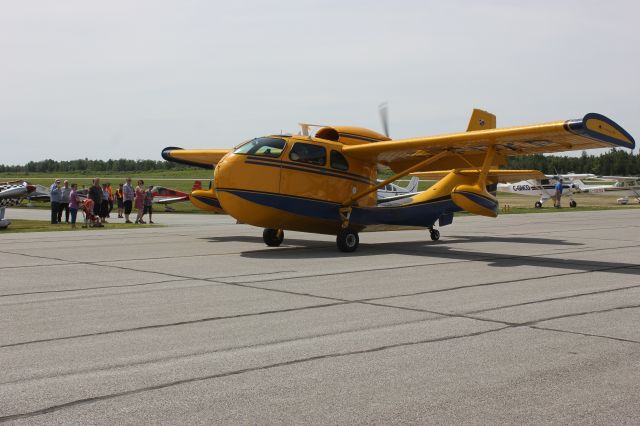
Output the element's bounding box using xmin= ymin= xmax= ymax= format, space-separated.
xmin=49 ymin=177 xmax=155 ymax=228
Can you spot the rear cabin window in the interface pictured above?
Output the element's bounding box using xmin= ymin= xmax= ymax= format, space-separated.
xmin=233 ymin=137 xmax=286 ymax=157
xmin=289 ymin=143 xmax=326 ymax=166
xmin=330 ymin=150 xmax=349 ymax=171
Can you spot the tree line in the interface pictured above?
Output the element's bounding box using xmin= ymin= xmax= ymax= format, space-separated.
xmin=506 ymin=149 xmax=640 ymax=176
xmin=1 ymin=149 xmax=639 ymax=176
xmin=0 ymin=158 xmax=198 ymax=173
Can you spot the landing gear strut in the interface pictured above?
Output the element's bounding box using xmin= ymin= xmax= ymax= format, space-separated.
xmin=429 ymin=227 xmax=440 ymax=241
xmin=263 ymin=228 xmax=284 ymax=247
xmin=337 ymin=228 xmax=359 ymax=252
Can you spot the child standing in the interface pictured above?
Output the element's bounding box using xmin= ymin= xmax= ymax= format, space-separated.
xmin=144 ymin=185 xmax=155 ymax=224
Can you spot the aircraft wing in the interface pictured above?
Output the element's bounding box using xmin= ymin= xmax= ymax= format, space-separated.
xmin=599 ymin=175 xmax=639 ymax=181
xmin=0 ymin=185 xmax=29 ymax=199
xmin=154 ymin=196 xmax=189 ymax=205
xmin=412 ymin=169 xmax=545 ymax=183
xmin=162 ymin=147 xmax=230 ymax=169
xmin=342 ymin=113 xmax=635 ymax=170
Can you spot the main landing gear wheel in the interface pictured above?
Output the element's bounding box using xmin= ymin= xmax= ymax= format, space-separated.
xmin=534 ymin=201 xmax=543 ymax=208
xmin=429 ymin=229 xmax=440 ymax=241
xmin=569 ymin=200 xmax=577 ymax=208
xmin=263 ymin=228 xmax=284 ymax=247
xmin=337 ymin=228 xmax=359 ymax=253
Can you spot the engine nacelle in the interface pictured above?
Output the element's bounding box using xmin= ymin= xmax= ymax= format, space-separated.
xmin=451 ymin=184 xmax=498 ymax=218
xmin=315 ymin=126 xmax=390 ymax=146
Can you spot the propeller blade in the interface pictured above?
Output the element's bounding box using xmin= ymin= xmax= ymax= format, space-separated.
xmin=379 ymin=102 xmax=389 ymax=138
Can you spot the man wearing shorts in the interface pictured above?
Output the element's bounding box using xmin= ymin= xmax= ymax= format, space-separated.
xmin=123 ymin=177 xmax=134 ymax=223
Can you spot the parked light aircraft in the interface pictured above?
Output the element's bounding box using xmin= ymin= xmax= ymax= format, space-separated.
xmin=578 ymin=176 xmax=640 ymax=203
xmin=162 ymin=110 xmax=635 ymax=252
xmin=376 ymin=176 xmax=419 ymax=201
xmin=0 ymin=181 xmax=36 ymax=229
xmin=496 ymin=173 xmax=594 ymax=208
xmin=150 ymin=182 xmax=203 ymax=211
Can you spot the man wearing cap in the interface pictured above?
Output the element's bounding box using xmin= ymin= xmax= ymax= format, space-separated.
xmin=50 ymin=179 xmax=62 ymax=224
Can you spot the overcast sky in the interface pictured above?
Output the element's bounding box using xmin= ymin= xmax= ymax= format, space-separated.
xmin=1 ymin=0 xmax=638 ymax=165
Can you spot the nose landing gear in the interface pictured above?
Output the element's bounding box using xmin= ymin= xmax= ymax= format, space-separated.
xmin=263 ymin=228 xmax=284 ymax=247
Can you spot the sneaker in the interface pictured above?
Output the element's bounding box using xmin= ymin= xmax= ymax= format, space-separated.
xmin=149 ymin=221 xmax=155 ymax=224
xmin=126 ymin=220 xmax=133 ymax=223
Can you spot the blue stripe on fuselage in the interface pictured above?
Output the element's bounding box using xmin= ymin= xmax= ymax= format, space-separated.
xmin=217 ymin=188 xmax=460 ymax=228
xmin=193 ymin=194 xmax=222 ymax=209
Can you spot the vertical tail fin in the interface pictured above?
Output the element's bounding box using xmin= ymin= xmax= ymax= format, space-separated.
xmin=466 ymin=109 xmax=496 ymax=131
xmin=405 ymin=176 xmax=419 ymax=192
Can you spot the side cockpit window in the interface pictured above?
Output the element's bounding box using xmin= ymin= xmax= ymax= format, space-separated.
xmin=233 ymin=137 xmax=286 ymax=157
xmin=289 ymin=143 xmax=326 ymax=166
xmin=330 ymin=150 xmax=349 ymax=171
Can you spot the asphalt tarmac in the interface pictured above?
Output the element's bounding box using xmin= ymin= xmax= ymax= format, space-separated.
xmin=1 ymin=209 xmax=639 ymax=424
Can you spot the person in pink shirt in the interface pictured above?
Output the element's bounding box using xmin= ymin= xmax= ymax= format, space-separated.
xmin=134 ymin=179 xmax=146 ymax=224
xmin=68 ymin=183 xmax=80 ymax=229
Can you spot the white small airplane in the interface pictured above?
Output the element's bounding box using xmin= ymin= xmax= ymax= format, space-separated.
xmin=377 ymin=176 xmax=419 ymax=202
xmin=578 ymin=176 xmax=640 ymax=204
xmin=0 ymin=181 xmax=36 ymax=229
xmin=497 ymin=173 xmax=594 ymax=208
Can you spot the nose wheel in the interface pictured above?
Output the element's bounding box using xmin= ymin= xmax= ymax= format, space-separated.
xmin=569 ymin=200 xmax=577 ymax=208
xmin=534 ymin=201 xmax=543 ymax=208
xmin=337 ymin=228 xmax=359 ymax=252
xmin=263 ymin=228 xmax=284 ymax=247
xmin=429 ymin=227 xmax=440 ymax=241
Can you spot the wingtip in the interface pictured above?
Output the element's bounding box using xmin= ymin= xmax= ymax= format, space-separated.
xmin=161 ymin=146 xmax=184 ymax=162
xmin=566 ymin=113 xmax=635 ymax=150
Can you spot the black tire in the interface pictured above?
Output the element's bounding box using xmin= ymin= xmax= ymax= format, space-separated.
xmin=430 ymin=229 xmax=440 ymax=241
xmin=337 ymin=228 xmax=359 ymax=252
xmin=263 ymin=228 xmax=284 ymax=247
xmin=569 ymin=200 xmax=577 ymax=208
xmin=534 ymin=201 xmax=542 ymax=208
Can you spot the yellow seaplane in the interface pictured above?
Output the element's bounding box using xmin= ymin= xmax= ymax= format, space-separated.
xmin=162 ymin=110 xmax=634 ymax=252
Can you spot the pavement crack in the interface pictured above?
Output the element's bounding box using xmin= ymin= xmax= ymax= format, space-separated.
xmin=0 ymin=278 xmax=192 ymax=299
xmin=0 ymin=326 xmax=508 ymax=423
xmin=0 ymin=302 xmax=346 ymax=349
xmin=529 ymin=325 xmax=640 ymax=345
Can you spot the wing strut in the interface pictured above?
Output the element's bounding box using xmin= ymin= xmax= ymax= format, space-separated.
xmin=338 ymin=151 xmax=449 ymax=228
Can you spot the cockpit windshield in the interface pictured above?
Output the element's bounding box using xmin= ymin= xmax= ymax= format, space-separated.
xmin=234 ymin=137 xmax=286 ymax=157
